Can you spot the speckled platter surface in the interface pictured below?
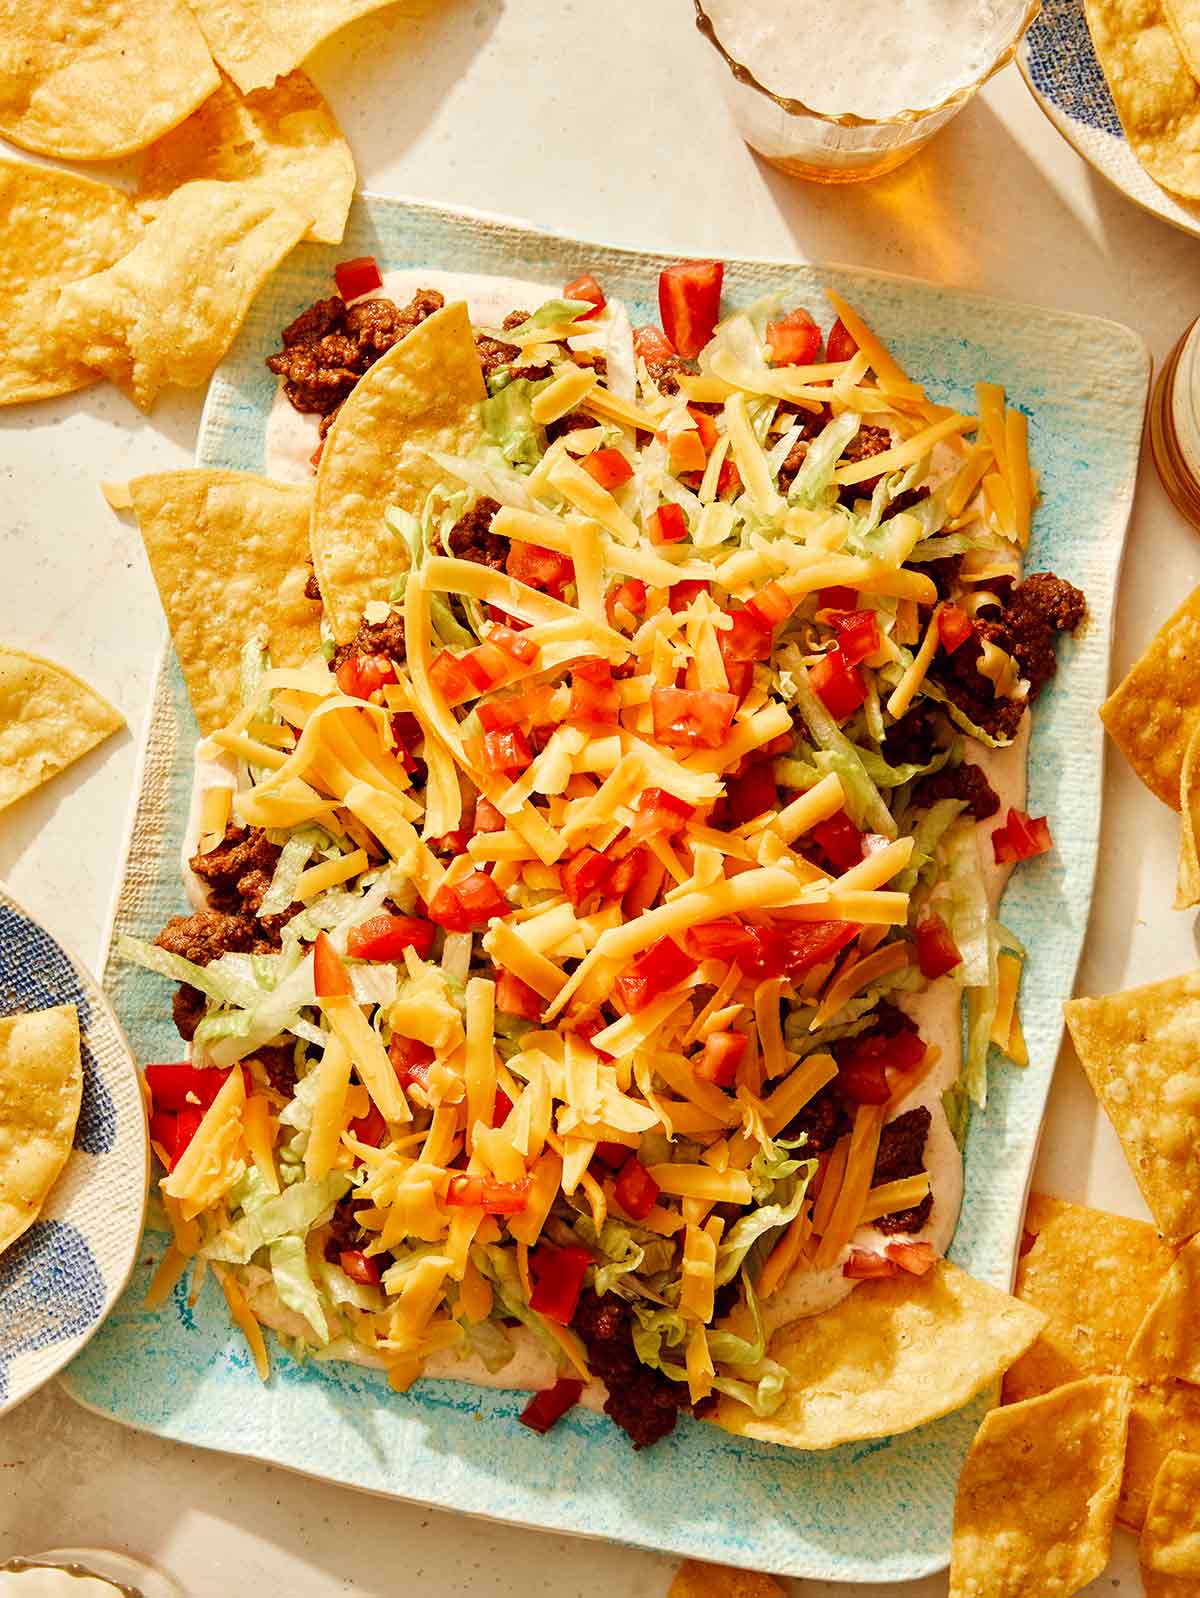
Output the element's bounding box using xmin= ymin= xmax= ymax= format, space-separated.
xmin=0 ymin=883 xmax=146 ymax=1415
xmin=1019 ymin=0 xmax=1200 ymax=240
xmin=62 ymin=195 xmax=1149 ymax=1581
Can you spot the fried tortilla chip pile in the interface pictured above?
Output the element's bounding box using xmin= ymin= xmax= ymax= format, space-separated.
xmin=0 ymin=648 xmax=123 ymax=812
xmin=0 ymin=1006 xmax=83 ymax=1254
xmin=1084 ymin=0 xmax=1200 ymax=199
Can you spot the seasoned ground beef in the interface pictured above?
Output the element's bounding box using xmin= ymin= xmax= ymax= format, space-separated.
xmin=446 ymin=495 xmax=508 ymax=571
xmin=304 ymin=567 xmax=322 ymax=603
xmin=476 ymin=331 xmax=521 ymax=383
xmin=546 ymin=407 xmax=595 ymax=444
xmin=871 ymin=1106 xmax=934 ymax=1234
xmin=881 ymin=701 xmax=943 ymax=770
xmin=912 ymin=552 xmax=962 ymax=601
xmin=786 ymin=1081 xmax=851 ymax=1154
xmin=323 ymin=1195 xmax=369 ymax=1263
xmin=267 ymin=288 xmax=445 ymax=418
xmin=912 ymin=760 xmax=1000 ymax=822
xmin=573 ymin=1290 xmax=691 ymax=1449
xmin=837 ymin=424 xmax=892 ymax=503
xmin=156 ymin=909 xmax=257 ymax=966
xmin=883 ymin=486 xmax=932 ymax=524
xmin=643 ymin=353 xmax=695 ymax=396
xmin=256 ymin=1042 xmax=298 ymax=1097
xmin=190 ymin=825 xmax=282 ymax=917
xmin=329 ymin=612 xmax=407 ymax=674
xmin=172 ymin=983 xmax=206 ymax=1042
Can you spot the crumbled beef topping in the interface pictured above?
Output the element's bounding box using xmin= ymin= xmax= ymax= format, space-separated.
xmin=156 ymin=909 xmax=259 ymax=966
xmin=836 ymin=424 xmax=892 ymax=503
xmin=256 ymin=1043 xmax=298 ymax=1098
xmin=785 ymin=1082 xmax=851 ymax=1154
xmin=304 ymin=567 xmax=322 ymax=603
xmin=476 ymin=332 xmax=521 ymax=383
xmin=880 ymin=701 xmax=943 ymax=770
xmin=912 ymin=760 xmax=1000 ymax=822
xmin=871 ymin=1106 xmax=934 ymax=1234
xmin=572 ymin=1289 xmax=691 ymax=1449
xmin=190 ymin=824 xmax=283 ymax=916
xmin=912 ymin=552 xmax=963 ymax=601
xmin=323 ymin=1195 xmax=372 ymax=1263
xmin=446 ymin=495 xmax=508 ymax=571
xmin=329 ymin=612 xmax=407 ymax=674
xmin=267 ymin=289 xmax=445 ymax=418
xmin=643 ymin=353 xmax=696 ymax=396
xmin=172 ymin=983 xmax=206 ymax=1042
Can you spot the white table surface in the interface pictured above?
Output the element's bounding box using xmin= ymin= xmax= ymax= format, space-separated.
xmin=1 ymin=2 xmax=1196 ymax=1591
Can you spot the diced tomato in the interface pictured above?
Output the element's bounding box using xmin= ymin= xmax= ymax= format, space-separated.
xmin=819 ymin=585 xmax=858 ymax=611
xmin=430 ymin=828 xmax=470 ymax=856
xmin=594 ymin=1140 xmax=632 ymax=1168
xmin=313 ymin=931 xmax=351 ymax=998
xmin=843 ymin=1249 xmax=898 ymax=1280
xmin=506 ymin=541 xmax=573 ymax=593
xmin=694 ymin=1031 xmax=747 ymax=1088
xmin=481 ymin=727 xmax=534 ymax=773
xmin=839 ymin=1026 xmax=925 ymax=1104
xmin=528 ymin=1244 xmax=592 ymax=1324
xmin=493 ymin=1087 xmax=513 ymax=1127
xmin=992 ymin=808 xmax=1053 ymax=865
xmin=687 ymin=917 xmax=757 ymax=966
xmin=915 ymin=913 xmax=962 ymax=980
xmin=613 ymin=936 xmax=697 ymax=1014
xmin=496 ymin=969 xmax=543 ymax=1020
xmin=838 ymin=1051 xmax=891 ymax=1105
xmin=581 ymin=447 xmax=633 ymax=490
xmin=648 ymin=503 xmax=688 ymax=545
xmin=477 ymin=695 xmax=526 ymax=734
xmin=810 ymin=811 xmax=865 ymax=871
xmin=474 ymin=796 xmax=505 ymax=833
xmin=607 ymin=578 xmax=647 ymax=621
xmin=668 ymin=578 xmax=709 ymax=613
xmin=744 ymin=581 xmax=796 ymax=631
xmin=623 ymin=854 xmax=666 ymax=918
xmin=832 ymin=609 xmax=881 ymax=666
xmin=571 ymin=1011 xmax=615 ymax=1062
xmin=614 ymin=1157 xmax=660 ymax=1221
xmin=519 ymin=1377 xmax=584 ymax=1435
xmin=445 ymin=1174 xmax=532 ymax=1214
xmin=630 ymin=787 xmax=694 ymax=842
xmin=606 ymin=847 xmax=647 ymax=901
xmin=887 ymin=1240 xmax=938 ymax=1276
xmin=569 ymin=658 xmax=620 ymax=725
xmin=489 ymin=625 xmax=538 ymax=666
xmin=334 ymin=255 xmax=382 ymax=300
xmin=348 ymin=1102 xmax=387 ymax=1147
xmin=148 ymin=1109 xmax=179 ymax=1165
xmin=346 ymin=913 xmax=437 ymax=962
xmin=461 ymin=641 xmax=509 ymax=692
xmin=389 ymin=1035 xmax=435 ymax=1094
xmin=724 ymin=661 xmax=753 ymax=701
xmin=746 ymin=919 xmax=861 ymax=981
xmin=938 ymin=604 xmax=975 ymax=655
xmin=143 ymin=1062 xmax=232 ymax=1112
xmin=633 ymin=324 xmax=676 ymax=362
xmin=650 ymin=686 xmax=737 ymax=749
xmin=426 ymin=871 xmax=508 ymax=931
xmin=719 ymin=608 xmax=773 ymax=664
xmin=668 ymin=429 xmax=708 ymax=476
xmin=174 ymin=1104 xmax=204 ymax=1161
xmin=825 ymin=318 xmax=859 ymax=364
xmin=658 ymin=259 xmax=724 ymax=359
xmin=726 ymin=761 xmax=778 ymax=825
xmin=562 ymin=847 xmax=613 ymax=909
xmin=810 ymin=649 xmax=868 ymax=723
xmin=429 ymin=650 xmax=476 ymax=703
xmin=335 ymin=651 xmax=397 ymax=700
xmin=717 ymin=458 xmax=741 ymax=499
xmin=687 ymin=406 xmax=720 ymax=452
xmin=766 ymin=307 xmax=822 ymax=367
xmin=339 ymin=1250 xmax=381 ymax=1286
xmin=564 ymin=273 xmax=606 ymax=311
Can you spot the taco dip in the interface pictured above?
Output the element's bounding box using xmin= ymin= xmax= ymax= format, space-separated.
xmin=117 ymin=252 xmax=1083 ymax=1453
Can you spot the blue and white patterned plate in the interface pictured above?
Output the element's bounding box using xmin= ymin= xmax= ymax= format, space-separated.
xmin=63 ymin=196 xmax=1149 ymax=1582
xmin=0 ymin=884 xmax=147 ymax=1414
xmin=1019 ymin=0 xmax=1200 ymax=239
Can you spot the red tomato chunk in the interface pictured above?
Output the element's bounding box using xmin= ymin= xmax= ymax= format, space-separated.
xmin=658 ymin=259 xmax=724 ymax=359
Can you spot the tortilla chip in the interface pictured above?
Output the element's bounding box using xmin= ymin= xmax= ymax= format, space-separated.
xmin=311 ymin=300 xmax=486 ymax=643
xmin=1084 ymin=0 xmax=1200 ymax=198
xmin=128 ymin=469 xmax=320 ymax=734
xmin=1126 ymin=1237 xmax=1200 ymax=1386
xmin=1125 ymin=1386 xmax=1200 ymax=1529
xmin=1141 ymin=1452 xmax=1200 ymax=1592
xmin=668 ymin=1562 xmax=784 ymax=1598
xmin=138 ymin=71 xmax=354 ymax=246
xmin=0 ymin=649 xmax=123 ymax=812
xmin=949 ymin=1376 xmax=1132 ymax=1598
xmin=52 ymin=178 xmax=312 ymax=411
xmin=0 ymin=1007 xmax=83 ymax=1254
xmin=1100 ymin=585 xmax=1200 ymax=809
xmin=713 ymin=1261 xmax=1045 ymax=1452
xmin=1003 ymin=1194 xmax=1178 ymax=1403
xmin=0 ymin=162 xmax=144 ymax=408
xmin=1065 ymin=977 xmax=1200 ymax=1241
xmin=185 ymin=0 xmax=403 ymax=94
xmin=0 ymin=0 xmax=218 ymax=160
xmin=1177 ymin=720 xmax=1200 ymax=908
xmin=1165 ymin=0 xmax=1200 ymax=82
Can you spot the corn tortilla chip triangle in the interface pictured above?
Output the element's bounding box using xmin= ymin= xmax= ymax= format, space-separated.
xmin=1084 ymin=0 xmax=1200 ymax=198
xmin=184 ymin=0 xmax=403 ymax=94
xmin=0 ymin=0 xmax=219 ymax=160
xmin=53 ymin=177 xmax=312 ymax=411
xmin=1125 ymin=1386 xmax=1200 ymax=1530
xmin=1177 ymin=720 xmax=1200 ymax=908
xmin=668 ymin=1561 xmax=785 ymax=1598
xmin=1165 ymin=0 xmax=1200 ymax=81
xmin=1101 ymin=585 xmax=1200 ymax=810
xmin=713 ymin=1260 xmax=1045 ymax=1451
xmin=1065 ymin=976 xmax=1200 ymax=1240
xmin=0 ymin=649 xmax=123 ymax=812
xmin=138 ymin=71 xmax=355 ymax=246
xmin=0 ymin=1006 xmax=82 ymax=1254
xmin=311 ymin=300 xmax=486 ymax=643
xmin=1127 ymin=1237 xmax=1200 ymax=1387
xmin=0 ymin=160 xmax=144 ymax=407
xmin=1141 ymin=1451 xmax=1200 ymax=1591
xmin=1003 ymin=1193 xmax=1178 ymax=1403
xmin=128 ymin=469 xmax=321 ymax=734
xmin=950 ymin=1375 xmax=1132 ymax=1598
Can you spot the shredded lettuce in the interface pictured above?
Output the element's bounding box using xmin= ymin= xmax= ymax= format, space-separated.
xmin=943 ymin=1080 xmax=972 ymax=1151
xmin=258 ymin=837 xmax=313 ymax=919
xmin=920 ymin=676 xmax=1015 ymax=748
xmin=788 ymin=413 xmax=860 ymax=506
xmin=117 ymin=934 xmax=265 ymax=1010
xmin=500 ymin=299 xmax=592 ymax=339
xmin=316 ymin=1254 xmax=385 ymax=1313
xmin=747 ymin=1135 xmax=810 ymax=1203
xmin=206 ymin=1171 xmax=350 ymax=1265
xmin=570 ymin=1214 xmax=675 ymax=1298
xmin=473 ymin=1245 xmax=565 ymax=1367
xmin=714 ymin=1160 xmax=816 ymax=1288
xmin=784 ymin=660 xmax=896 ymax=837
xmin=894 ymin=797 xmax=967 ymax=896
xmin=945 ymin=820 xmax=990 ymax=988
xmin=462 ymin=1316 xmax=516 ymax=1374
xmin=269 ymin=1235 xmax=329 ymax=1343
xmin=425 ymin=449 xmax=537 ymax=513
xmin=479 ymin=378 xmax=551 ymax=470
xmin=603 ymin=298 xmax=636 ymax=402
xmin=204 ymin=952 xmax=319 ymax=1068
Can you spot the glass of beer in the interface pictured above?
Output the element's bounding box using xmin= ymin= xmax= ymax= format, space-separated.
xmin=694 ymin=0 xmax=1041 ymax=183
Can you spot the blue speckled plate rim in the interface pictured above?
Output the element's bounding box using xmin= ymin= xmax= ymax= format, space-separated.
xmin=62 ymin=193 xmax=1149 ymax=1582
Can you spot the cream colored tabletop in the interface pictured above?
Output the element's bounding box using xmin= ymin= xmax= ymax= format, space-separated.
xmin=0 ymin=2 xmax=1196 ymax=1592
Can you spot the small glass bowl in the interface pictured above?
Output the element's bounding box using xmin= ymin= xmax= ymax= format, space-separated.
xmin=0 ymin=1551 xmax=182 ymax=1598
xmin=694 ymin=0 xmax=1041 ymax=183
xmin=1149 ymin=318 xmax=1200 ymax=532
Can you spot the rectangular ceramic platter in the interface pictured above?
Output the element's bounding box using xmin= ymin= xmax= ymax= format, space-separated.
xmin=62 ymin=195 xmax=1149 ymax=1582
